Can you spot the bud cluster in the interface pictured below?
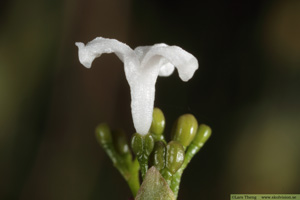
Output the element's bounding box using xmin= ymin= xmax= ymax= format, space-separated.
xmin=95 ymin=108 xmax=211 ymax=199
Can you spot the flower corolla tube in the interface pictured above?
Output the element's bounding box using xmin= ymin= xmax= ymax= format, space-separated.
xmin=76 ymin=37 xmax=198 ymax=135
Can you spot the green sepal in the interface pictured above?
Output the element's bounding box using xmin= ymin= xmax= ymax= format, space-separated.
xmin=131 ymin=133 xmax=154 ymax=179
xmin=131 ymin=133 xmax=154 ymax=157
xmin=171 ymin=114 xmax=198 ymax=148
xmin=135 ymin=167 xmax=175 ymax=200
xmin=165 ymin=141 xmax=185 ymax=174
xmin=131 ymin=133 xmax=143 ymax=156
xmin=144 ymin=133 xmax=155 ymax=156
xmin=149 ymin=141 xmax=166 ymax=171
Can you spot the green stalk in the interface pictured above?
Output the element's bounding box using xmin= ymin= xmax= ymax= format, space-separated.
xmin=138 ymin=154 xmax=149 ymax=180
xmin=161 ymin=168 xmax=173 ymax=186
xmin=103 ymin=145 xmax=140 ymax=197
xmin=126 ymin=158 xmax=140 ymax=197
xmin=171 ymin=143 xmax=201 ymax=198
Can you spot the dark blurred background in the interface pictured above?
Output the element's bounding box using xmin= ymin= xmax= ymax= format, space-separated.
xmin=1 ymin=0 xmax=300 ymax=199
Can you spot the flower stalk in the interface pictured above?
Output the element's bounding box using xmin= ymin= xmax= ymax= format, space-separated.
xmin=95 ymin=124 xmax=140 ymax=196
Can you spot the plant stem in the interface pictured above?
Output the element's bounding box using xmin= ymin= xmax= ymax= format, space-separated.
xmin=127 ymin=158 xmax=140 ymax=197
xmin=161 ymin=168 xmax=173 ymax=186
xmin=138 ymin=154 xmax=149 ymax=180
xmin=103 ymin=144 xmax=141 ymax=197
xmin=102 ymin=144 xmax=119 ymax=165
xmin=171 ymin=144 xmax=201 ymax=198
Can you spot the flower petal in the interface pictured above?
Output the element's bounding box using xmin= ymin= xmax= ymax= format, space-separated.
xmin=141 ymin=44 xmax=198 ymax=81
xmin=75 ymin=37 xmax=139 ymax=78
xmin=158 ymin=63 xmax=175 ymax=77
xmin=134 ymin=45 xmax=175 ymax=77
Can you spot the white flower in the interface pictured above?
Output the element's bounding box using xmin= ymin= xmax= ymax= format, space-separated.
xmin=76 ymin=37 xmax=198 ymax=135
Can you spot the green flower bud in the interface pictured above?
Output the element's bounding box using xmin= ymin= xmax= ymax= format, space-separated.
xmin=112 ymin=129 xmax=130 ymax=155
xmin=165 ymin=141 xmax=185 ymax=174
xmin=192 ymin=124 xmax=212 ymax=148
xmin=150 ymin=108 xmax=165 ymax=136
xmin=144 ymin=133 xmax=154 ymax=156
xmin=131 ymin=133 xmax=154 ymax=158
xmin=95 ymin=123 xmax=112 ymax=146
xmin=131 ymin=133 xmax=144 ymax=156
xmin=149 ymin=141 xmax=166 ymax=171
xmin=95 ymin=123 xmax=119 ymax=165
xmin=171 ymin=114 xmax=198 ymax=148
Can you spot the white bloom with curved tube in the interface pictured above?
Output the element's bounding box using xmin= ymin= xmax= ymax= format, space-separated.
xmin=75 ymin=37 xmax=198 ymax=135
